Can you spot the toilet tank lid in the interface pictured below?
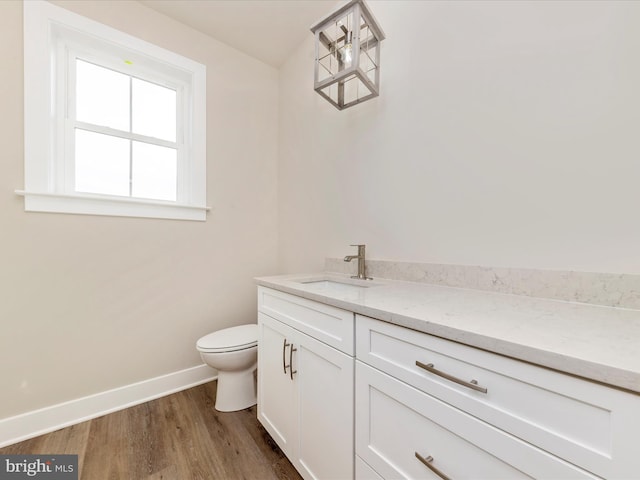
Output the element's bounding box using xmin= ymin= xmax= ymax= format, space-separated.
xmin=197 ymin=324 xmax=258 ymax=351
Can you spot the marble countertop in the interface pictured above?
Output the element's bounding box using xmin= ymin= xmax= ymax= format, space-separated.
xmin=255 ymin=273 xmax=640 ymax=394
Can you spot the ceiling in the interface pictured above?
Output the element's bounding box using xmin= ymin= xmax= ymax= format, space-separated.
xmin=140 ymin=0 xmax=339 ymax=68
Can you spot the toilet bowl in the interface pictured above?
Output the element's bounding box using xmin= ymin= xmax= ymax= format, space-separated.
xmin=196 ymin=324 xmax=258 ymax=412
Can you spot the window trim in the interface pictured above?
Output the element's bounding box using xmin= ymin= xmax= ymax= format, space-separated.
xmin=21 ymin=0 xmax=208 ymax=221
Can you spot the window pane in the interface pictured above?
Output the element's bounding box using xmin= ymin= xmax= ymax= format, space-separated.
xmin=131 ymin=142 xmax=177 ymax=201
xmin=76 ymin=60 xmax=130 ymax=131
xmin=132 ymin=78 xmax=176 ymax=142
xmin=75 ymin=129 xmax=130 ymax=196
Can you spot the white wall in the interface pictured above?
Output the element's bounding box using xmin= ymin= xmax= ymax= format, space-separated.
xmin=0 ymin=0 xmax=278 ymax=419
xmin=278 ymin=0 xmax=640 ymax=275
xmin=2 ymin=0 xmax=639 ymax=429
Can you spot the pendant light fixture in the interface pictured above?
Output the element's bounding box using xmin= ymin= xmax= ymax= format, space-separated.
xmin=310 ymin=0 xmax=385 ymax=110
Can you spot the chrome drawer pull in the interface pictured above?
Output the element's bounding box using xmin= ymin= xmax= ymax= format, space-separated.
xmin=415 ymin=452 xmax=451 ymax=480
xmin=416 ymin=360 xmax=488 ymax=394
xmin=289 ymin=345 xmax=297 ymax=380
xmin=283 ymin=339 xmax=290 ymax=374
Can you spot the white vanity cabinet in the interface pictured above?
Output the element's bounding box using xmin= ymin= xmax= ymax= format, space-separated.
xmin=257 ymin=287 xmax=355 ymax=480
xmin=355 ymin=315 xmax=640 ymax=480
xmin=255 ymin=278 xmax=640 ymax=480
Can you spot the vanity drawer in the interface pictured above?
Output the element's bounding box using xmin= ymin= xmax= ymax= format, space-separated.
xmin=258 ymin=287 xmax=354 ymax=354
xmin=356 ymin=361 xmax=598 ymax=480
xmin=356 ymin=315 xmax=640 ymax=479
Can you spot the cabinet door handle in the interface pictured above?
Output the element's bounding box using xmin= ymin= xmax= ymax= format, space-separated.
xmin=416 ymin=360 xmax=488 ymax=394
xmin=415 ymin=452 xmax=452 ymax=480
xmin=289 ymin=344 xmax=297 ymax=380
xmin=282 ymin=339 xmax=290 ymax=374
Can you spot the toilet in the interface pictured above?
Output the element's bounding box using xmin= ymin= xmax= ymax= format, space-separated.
xmin=196 ymin=324 xmax=258 ymax=412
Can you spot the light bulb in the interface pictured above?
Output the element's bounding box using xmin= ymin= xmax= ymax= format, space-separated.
xmin=342 ymin=31 xmax=353 ymax=64
xmin=342 ymin=43 xmax=352 ymax=63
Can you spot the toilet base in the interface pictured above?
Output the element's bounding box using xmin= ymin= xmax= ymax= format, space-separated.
xmin=214 ymin=363 xmax=257 ymax=412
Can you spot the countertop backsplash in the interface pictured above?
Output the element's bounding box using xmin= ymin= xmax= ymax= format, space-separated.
xmin=325 ymin=258 xmax=640 ymax=310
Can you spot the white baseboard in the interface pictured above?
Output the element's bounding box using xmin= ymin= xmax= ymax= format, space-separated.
xmin=0 ymin=364 xmax=216 ymax=448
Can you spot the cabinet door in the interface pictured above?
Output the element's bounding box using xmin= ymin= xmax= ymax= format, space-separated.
xmin=356 ymin=456 xmax=384 ymax=480
xmin=294 ymin=329 xmax=355 ymax=480
xmin=257 ymin=313 xmax=297 ymax=456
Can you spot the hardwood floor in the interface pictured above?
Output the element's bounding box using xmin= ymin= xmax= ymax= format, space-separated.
xmin=0 ymin=382 xmax=302 ymax=480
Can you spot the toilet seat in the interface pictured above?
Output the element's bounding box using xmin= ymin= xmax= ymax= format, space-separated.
xmin=197 ymin=324 xmax=258 ymax=353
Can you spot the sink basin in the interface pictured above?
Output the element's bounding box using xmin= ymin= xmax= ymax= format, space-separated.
xmin=299 ymin=279 xmax=370 ymax=293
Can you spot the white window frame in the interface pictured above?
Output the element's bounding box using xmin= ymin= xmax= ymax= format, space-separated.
xmin=20 ymin=0 xmax=208 ymax=221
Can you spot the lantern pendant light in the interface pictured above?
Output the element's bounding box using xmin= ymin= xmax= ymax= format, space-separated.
xmin=310 ymin=0 xmax=386 ymax=110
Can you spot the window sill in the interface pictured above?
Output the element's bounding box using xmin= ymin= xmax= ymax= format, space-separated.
xmin=15 ymin=190 xmax=210 ymax=221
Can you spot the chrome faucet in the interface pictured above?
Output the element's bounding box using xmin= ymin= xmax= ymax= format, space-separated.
xmin=344 ymin=244 xmax=372 ymax=280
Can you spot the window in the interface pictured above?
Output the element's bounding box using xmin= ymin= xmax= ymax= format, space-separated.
xmin=21 ymin=1 xmax=208 ymax=221
xmin=73 ymin=60 xmax=178 ymax=202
